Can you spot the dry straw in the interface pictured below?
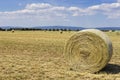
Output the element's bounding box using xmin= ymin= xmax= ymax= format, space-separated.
xmin=64 ymin=29 xmax=113 ymax=73
xmin=115 ymin=31 xmax=120 ymax=35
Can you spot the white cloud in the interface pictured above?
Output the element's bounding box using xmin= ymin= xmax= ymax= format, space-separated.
xmin=1 ymin=2 xmax=120 ymax=19
xmin=86 ymin=2 xmax=120 ymax=18
xmin=88 ymin=3 xmax=120 ymax=11
xmin=25 ymin=3 xmax=52 ymax=10
xmin=0 ymin=3 xmax=69 ymax=21
xmin=118 ymin=0 xmax=120 ymax=2
xmin=68 ymin=7 xmax=80 ymax=11
xmin=68 ymin=7 xmax=84 ymax=16
xmin=0 ymin=2 xmax=120 ymax=26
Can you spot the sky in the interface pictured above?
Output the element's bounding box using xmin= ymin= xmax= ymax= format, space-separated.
xmin=0 ymin=0 xmax=120 ymax=28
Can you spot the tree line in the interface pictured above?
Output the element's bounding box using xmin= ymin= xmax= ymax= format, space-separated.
xmin=0 ymin=27 xmax=80 ymax=31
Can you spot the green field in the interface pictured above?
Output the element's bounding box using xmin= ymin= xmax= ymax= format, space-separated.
xmin=0 ymin=31 xmax=120 ymax=80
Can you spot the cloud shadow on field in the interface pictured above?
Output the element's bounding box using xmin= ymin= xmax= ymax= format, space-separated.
xmin=99 ymin=64 xmax=120 ymax=74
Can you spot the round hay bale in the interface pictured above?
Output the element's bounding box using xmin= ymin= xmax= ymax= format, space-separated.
xmin=64 ymin=29 xmax=113 ymax=73
xmin=60 ymin=30 xmax=63 ymax=34
xmin=115 ymin=31 xmax=120 ymax=35
xmin=11 ymin=29 xmax=15 ymax=33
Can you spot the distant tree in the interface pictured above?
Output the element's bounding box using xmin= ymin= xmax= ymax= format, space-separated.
xmin=68 ymin=29 xmax=71 ymax=31
xmin=0 ymin=27 xmax=3 ymax=31
xmin=52 ymin=29 xmax=56 ymax=31
xmin=48 ymin=29 xmax=52 ymax=31
xmin=76 ymin=29 xmax=79 ymax=31
xmin=60 ymin=29 xmax=63 ymax=31
xmin=56 ymin=29 xmax=59 ymax=31
xmin=63 ymin=28 xmax=67 ymax=31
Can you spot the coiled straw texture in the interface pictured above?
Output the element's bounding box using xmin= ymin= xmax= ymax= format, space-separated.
xmin=64 ymin=29 xmax=113 ymax=73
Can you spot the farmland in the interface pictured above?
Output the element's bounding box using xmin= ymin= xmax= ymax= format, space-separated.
xmin=0 ymin=31 xmax=120 ymax=80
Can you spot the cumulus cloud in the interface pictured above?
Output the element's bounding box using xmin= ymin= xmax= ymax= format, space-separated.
xmin=0 ymin=2 xmax=120 ymax=26
xmin=25 ymin=3 xmax=52 ymax=10
xmin=0 ymin=2 xmax=120 ymax=18
xmin=68 ymin=2 xmax=120 ymax=18
xmin=118 ymin=0 xmax=120 ymax=2
xmin=86 ymin=2 xmax=120 ymax=18
xmin=0 ymin=3 xmax=69 ymax=23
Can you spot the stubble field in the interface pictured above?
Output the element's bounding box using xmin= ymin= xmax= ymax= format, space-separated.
xmin=0 ymin=31 xmax=120 ymax=80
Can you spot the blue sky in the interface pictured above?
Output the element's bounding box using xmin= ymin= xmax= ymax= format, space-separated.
xmin=0 ymin=0 xmax=120 ymax=28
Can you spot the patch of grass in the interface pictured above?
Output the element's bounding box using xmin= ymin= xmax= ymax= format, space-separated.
xmin=0 ymin=31 xmax=120 ymax=80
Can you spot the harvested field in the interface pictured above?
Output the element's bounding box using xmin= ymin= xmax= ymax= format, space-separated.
xmin=0 ymin=31 xmax=120 ymax=80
